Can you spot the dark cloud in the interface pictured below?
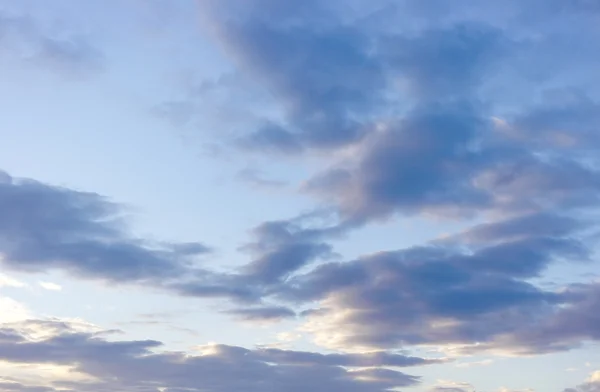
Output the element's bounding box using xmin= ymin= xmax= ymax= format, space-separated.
xmin=507 ymin=89 xmax=600 ymax=151
xmin=443 ymin=212 xmax=584 ymax=246
xmin=482 ymin=282 xmax=600 ymax=354
xmin=0 ymin=170 xmax=211 ymax=285
xmin=2 ymin=1 xmax=600 ymax=379
xmin=224 ymin=306 xmax=296 ymax=322
xmin=305 ymin=107 xmax=600 ymax=222
xmin=168 ymin=216 xmax=342 ymax=303
xmin=189 ymin=2 xmax=512 ymax=155
xmin=0 ymin=169 xmax=344 ymax=307
xmin=168 ymin=242 xmax=213 ymax=256
xmin=239 ymin=123 xmax=305 ymax=154
xmin=172 ymin=0 xmax=388 ymax=152
xmin=239 ymin=219 xmax=336 ymax=285
xmin=251 ymin=347 xmax=446 ymax=367
xmin=184 ymin=0 xmax=600 ymax=226
xmin=168 ymin=276 xmax=261 ymax=304
xmin=8 ymin=100 xmax=592 ymax=357
xmin=0 ymin=319 xmax=428 ymax=392
xmin=278 ymin=215 xmax=589 ymax=352
xmin=304 ymin=101 xmax=491 ymax=221
xmin=210 ymin=11 xmax=384 ymax=150
xmin=382 ymin=22 xmax=508 ymax=99
xmin=11 ymin=175 xmax=590 ymax=355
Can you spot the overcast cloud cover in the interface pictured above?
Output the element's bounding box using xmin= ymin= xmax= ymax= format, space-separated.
xmin=0 ymin=0 xmax=599 ymax=391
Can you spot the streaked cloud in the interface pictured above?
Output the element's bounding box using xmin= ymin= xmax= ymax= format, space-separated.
xmin=38 ymin=282 xmax=62 ymax=291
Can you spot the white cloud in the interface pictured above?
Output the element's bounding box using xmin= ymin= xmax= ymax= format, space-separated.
xmin=0 ymin=274 xmax=26 ymax=288
xmin=38 ymin=281 xmax=62 ymax=291
xmin=564 ymin=370 xmax=600 ymax=392
xmin=430 ymin=379 xmax=475 ymax=392
xmin=0 ymin=296 xmax=31 ymax=323
xmin=455 ymin=359 xmax=493 ymax=368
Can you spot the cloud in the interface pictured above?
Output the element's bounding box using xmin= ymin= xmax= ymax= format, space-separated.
xmin=203 ymin=0 xmax=386 ymax=152
xmin=176 ymin=1 xmax=511 ymax=158
xmin=250 ymin=347 xmax=446 ymax=368
xmin=441 ymin=212 xmax=583 ymax=246
xmin=303 ymin=101 xmax=492 ymax=221
xmin=0 ymin=125 xmax=596 ymax=359
xmin=177 ymin=0 xmax=600 ymax=227
xmin=237 ymin=168 xmax=287 ymax=189
xmin=431 ymin=388 xmax=471 ymax=392
xmin=0 ymin=379 xmax=58 ymax=392
xmin=0 ymin=9 xmax=103 ymax=77
xmin=162 ymin=0 xmax=388 ymax=154
xmin=303 ymin=99 xmax=600 ymax=223
xmin=38 ymin=282 xmax=62 ymax=291
xmin=0 ymin=170 xmax=212 ymax=287
xmin=429 ymin=380 xmax=475 ymax=392
xmin=224 ymin=306 xmax=296 ymax=323
xmin=1 ymin=1 xmax=600 ymax=377
xmin=239 ymin=219 xmax=336 ymax=284
xmin=167 ymin=214 xmax=344 ymax=303
xmin=0 ymin=297 xmax=31 ymax=323
xmin=482 ymin=282 xmax=600 ymax=355
xmin=0 ymin=319 xmax=429 ymax=392
xmin=505 ymin=89 xmax=600 ymax=151
xmin=0 ymin=274 xmax=26 ymax=289
xmin=382 ymin=22 xmax=508 ymax=99
xmin=454 ymin=359 xmax=493 ymax=368
xmin=279 ymin=214 xmax=589 ymax=353
xmin=498 ymin=389 xmax=534 ymax=392
xmin=565 ymin=370 xmax=600 ymax=392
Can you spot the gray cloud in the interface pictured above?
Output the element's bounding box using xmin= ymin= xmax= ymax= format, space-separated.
xmin=0 ymin=379 xmax=57 ymax=392
xmin=2 ymin=0 xmax=600 ymax=373
xmin=483 ymin=282 xmax=600 ymax=355
xmin=442 ymin=212 xmax=584 ymax=246
xmin=279 ymin=214 xmax=590 ymax=352
xmin=304 ymin=101 xmax=491 ymax=221
xmin=206 ymin=1 xmax=386 ymax=152
xmin=0 ymin=170 xmax=211 ymax=285
xmin=305 ymin=108 xmax=600 ymax=224
xmin=237 ymin=168 xmax=288 ymax=189
xmin=165 ymin=213 xmax=349 ymax=304
xmin=224 ymin=306 xmax=296 ymax=322
xmin=0 ymin=319 xmax=428 ymax=392
xmin=564 ymin=370 xmax=600 ymax=392
xmin=0 ymin=10 xmax=103 ymax=76
xmin=508 ymin=89 xmax=600 ymax=151
xmin=430 ymin=388 xmax=471 ymax=392
xmin=251 ymin=347 xmax=446 ymax=368
xmin=239 ymin=219 xmax=336 ymax=284
xmin=178 ymin=0 xmax=600 ymax=227
xmin=172 ymin=1 xmax=512 ymax=156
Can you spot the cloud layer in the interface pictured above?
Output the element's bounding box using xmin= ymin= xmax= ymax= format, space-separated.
xmin=0 ymin=319 xmax=434 ymax=392
xmin=2 ymin=0 xmax=600 ymax=390
xmin=0 ymin=170 xmax=211 ymax=284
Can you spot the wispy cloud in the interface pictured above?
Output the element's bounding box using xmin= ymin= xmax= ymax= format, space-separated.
xmin=38 ymin=282 xmax=62 ymax=291
xmin=0 ymin=274 xmax=26 ymax=289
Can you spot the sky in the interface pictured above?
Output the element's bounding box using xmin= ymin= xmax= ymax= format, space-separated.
xmin=0 ymin=0 xmax=599 ymax=391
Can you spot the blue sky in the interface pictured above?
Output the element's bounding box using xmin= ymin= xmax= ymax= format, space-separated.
xmin=0 ymin=0 xmax=599 ymax=391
